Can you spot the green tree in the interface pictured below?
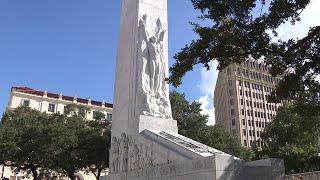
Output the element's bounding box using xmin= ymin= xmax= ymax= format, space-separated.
xmin=169 ymin=0 xmax=319 ymax=104
xmin=170 ymin=91 xmax=208 ymax=141
xmin=202 ymin=125 xmax=253 ymax=161
xmin=170 ymin=91 xmax=252 ymax=160
xmin=47 ymin=104 xmax=111 ymax=180
xmin=256 ymin=103 xmax=320 ymax=173
xmin=63 ymin=104 xmax=91 ymax=119
xmin=82 ymin=120 xmax=111 ymax=180
xmin=92 ymin=111 xmax=106 ymax=121
xmin=0 ymin=106 xmax=51 ymax=180
xmin=0 ymin=105 xmax=111 ymax=180
xmin=46 ymin=113 xmax=88 ymax=180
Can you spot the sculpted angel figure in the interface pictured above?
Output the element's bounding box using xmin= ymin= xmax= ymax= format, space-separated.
xmin=140 ymin=17 xmax=166 ymax=96
xmin=137 ymin=14 xmax=172 ymax=119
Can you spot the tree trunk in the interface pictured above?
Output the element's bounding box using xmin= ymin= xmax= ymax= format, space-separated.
xmin=95 ymin=169 xmax=102 ymax=180
xmin=30 ymin=165 xmax=39 ymax=180
xmin=66 ymin=164 xmax=76 ymax=180
xmin=68 ymin=172 xmax=75 ymax=180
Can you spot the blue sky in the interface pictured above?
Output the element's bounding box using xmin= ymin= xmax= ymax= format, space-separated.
xmin=1 ymin=0 xmax=318 ymax=124
xmin=0 ymin=0 xmax=209 ymax=121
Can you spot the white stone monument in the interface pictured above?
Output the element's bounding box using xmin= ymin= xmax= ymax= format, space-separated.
xmin=103 ymin=0 xmax=285 ymax=179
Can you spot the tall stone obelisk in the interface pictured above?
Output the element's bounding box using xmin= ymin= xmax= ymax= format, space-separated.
xmin=112 ymin=0 xmax=175 ymax=139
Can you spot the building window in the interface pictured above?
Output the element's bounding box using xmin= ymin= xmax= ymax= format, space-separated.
xmin=230 ymin=99 xmax=234 ymax=106
xmin=240 ymin=99 xmax=244 ymax=105
xmin=107 ymin=113 xmax=113 ymax=121
xmin=243 ymin=130 xmax=246 ymax=136
xmin=229 ymin=89 xmax=234 ymax=96
xmin=22 ymin=99 xmax=30 ymax=107
xmin=227 ymin=68 xmax=231 ymax=75
xmin=231 ymin=119 xmax=235 ymax=126
xmin=63 ymin=106 xmax=68 ymax=114
xmin=230 ymin=109 xmax=235 ymax=115
xmin=237 ymin=68 xmax=241 ymax=75
xmin=244 ymin=140 xmax=247 ymax=146
xmin=242 ymin=119 xmax=245 ymax=125
xmin=48 ymin=104 xmax=56 ymax=113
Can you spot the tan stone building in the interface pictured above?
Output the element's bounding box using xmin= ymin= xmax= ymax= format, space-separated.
xmin=214 ymin=60 xmax=281 ymax=148
xmin=7 ymin=86 xmax=113 ymax=121
xmin=1 ymin=86 xmax=113 ymax=180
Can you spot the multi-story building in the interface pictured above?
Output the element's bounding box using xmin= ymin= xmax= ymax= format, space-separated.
xmin=214 ymin=59 xmax=282 ymax=148
xmin=7 ymin=86 xmax=113 ymax=121
xmin=1 ymin=86 xmax=113 ymax=180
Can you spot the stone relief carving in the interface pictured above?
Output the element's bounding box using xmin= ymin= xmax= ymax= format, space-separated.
xmin=137 ymin=14 xmax=172 ymax=119
xmin=119 ymin=133 xmax=129 ymax=172
xmin=110 ymin=137 xmax=120 ymax=173
xmin=132 ymin=144 xmax=140 ymax=170
xmin=110 ymin=133 xmax=168 ymax=174
xmin=128 ymin=136 xmax=135 ymax=171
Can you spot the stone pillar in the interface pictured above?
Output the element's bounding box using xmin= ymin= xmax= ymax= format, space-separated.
xmin=112 ymin=0 xmax=170 ymax=138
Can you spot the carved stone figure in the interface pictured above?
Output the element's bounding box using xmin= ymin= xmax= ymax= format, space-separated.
xmin=132 ymin=144 xmax=140 ymax=170
xmin=139 ymin=144 xmax=145 ymax=168
xmin=128 ymin=136 xmax=135 ymax=171
xmin=144 ymin=146 xmax=153 ymax=167
xmin=137 ymin=14 xmax=172 ymax=119
xmin=110 ymin=137 xmax=120 ymax=173
xmin=119 ymin=133 xmax=129 ymax=172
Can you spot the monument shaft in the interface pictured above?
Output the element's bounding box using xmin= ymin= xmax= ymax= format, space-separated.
xmin=113 ymin=0 xmax=171 ymax=138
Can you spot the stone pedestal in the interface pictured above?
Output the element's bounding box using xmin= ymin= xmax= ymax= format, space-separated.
xmin=102 ymin=155 xmax=284 ymax=180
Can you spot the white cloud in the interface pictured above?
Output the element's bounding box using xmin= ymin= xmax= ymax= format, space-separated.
xmin=197 ymin=61 xmax=219 ymax=125
xmin=271 ymin=0 xmax=320 ymax=41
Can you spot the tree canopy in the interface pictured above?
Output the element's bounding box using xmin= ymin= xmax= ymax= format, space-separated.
xmin=0 ymin=105 xmax=111 ymax=180
xmin=169 ymin=0 xmax=319 ymax=103
xmin=255 ymin=102 xmax=320 ymax=173
xmin=0 ymin=106 xmax=51 ymax=180
xmin=170 ymin=91 xmax=252 ymax=160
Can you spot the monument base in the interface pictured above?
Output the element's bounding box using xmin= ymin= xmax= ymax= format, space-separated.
xmin=105 ymin=115 xmax=285 ymax=180
xmin=102 ymin=156 xmax=284 ymax=180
